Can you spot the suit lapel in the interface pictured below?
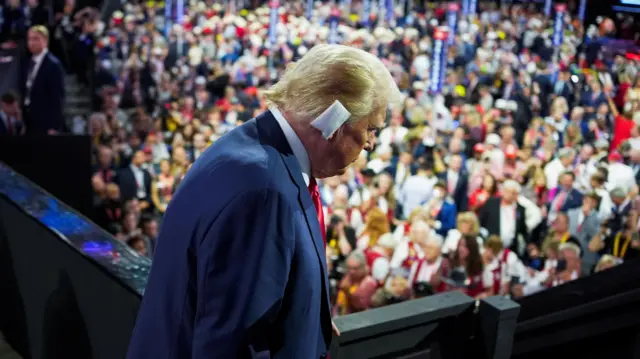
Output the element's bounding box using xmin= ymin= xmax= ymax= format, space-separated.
xmin=255 ymin=112 xmax=330 ymax=289
xmin=257 ymin=111 xmax=333 ymax=345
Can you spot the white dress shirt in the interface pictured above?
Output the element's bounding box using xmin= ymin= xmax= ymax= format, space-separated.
xmin=543 ymin=158 xmax=568 ymax=190
xmin=500 ymin=203 xmax=517 ymax=249
xmin=446 ymin=170 xmax=459 ymax=194
xmin=271 ymin=107 xmax=310 ymax=186
xmin=130 ymin=165 xmax=147 ymax=199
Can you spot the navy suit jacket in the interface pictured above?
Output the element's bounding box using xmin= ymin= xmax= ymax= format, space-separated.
xmin=439 ymin=171 xmax=468 ymax=212
xmin=22 ymin=52 xmax=66 ymax=134
xmin=127 ymin=111 xmax=332 ymax=359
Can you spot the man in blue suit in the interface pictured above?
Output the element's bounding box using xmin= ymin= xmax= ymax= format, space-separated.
xmin=127 ymin=44 xmax=401 ymax=359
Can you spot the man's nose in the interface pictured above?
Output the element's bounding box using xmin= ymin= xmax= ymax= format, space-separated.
xmin=364 ymin=135 xmax=377 ymax=152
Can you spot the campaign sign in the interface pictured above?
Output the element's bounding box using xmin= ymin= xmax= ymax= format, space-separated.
xmin=329 ymin=7 xmax=341 ymax=44
xmin=386 ymin=0 xmax=395 ymax=22
xmin=268 ymin=0 xmax=280 ymax=47
xmin=578 ymin=0 xmax=587 ymax=22
xmin=362 ymin=0 xmax=371 ymax=27
xmin=306 ymin=0 xmax=313 ymax=19
xmin=429 ymin=27 xmax=449 ymax=94
xmin=446 ymin=3 xmax=459 ymax=45
xmin=544 ymin=0 xmax=553 ymax=17
xmin=553 ymin=3 xmax=566 ymax=47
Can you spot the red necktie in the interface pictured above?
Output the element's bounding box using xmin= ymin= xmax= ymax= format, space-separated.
xmin=308 ymin=178 xmax=326 ymax=246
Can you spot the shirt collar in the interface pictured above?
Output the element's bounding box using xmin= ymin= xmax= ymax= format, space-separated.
xmin=270 ymin=107 xmax=311 ymax=186
xmin=32 ymin=49 xmax=48 ymax=64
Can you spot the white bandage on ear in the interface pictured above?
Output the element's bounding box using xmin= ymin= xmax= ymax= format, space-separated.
xmin=310 ymin=100 xmax=351 ymax=140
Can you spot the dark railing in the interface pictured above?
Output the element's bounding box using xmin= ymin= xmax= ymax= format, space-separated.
xmin=512 ymin=258 xmax=640 ymax=359
xmin=3 ymin=157 xmax=640 ymax=359
xmin=0 ymin=161 xmax=150 ymax=359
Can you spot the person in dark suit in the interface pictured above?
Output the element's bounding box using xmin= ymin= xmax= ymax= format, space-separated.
xmin=547 ymin=171 xmax=584 ymax=224
xmin=23 ymin=0 xmax=51 ymax=28
xmin=115 ymin=150 xmax=152 ymax=211
xmin=440 ymin=153 xmax=468 ymax=212
xmin=479 ymin=180 xmax=532 ymax=257
xmin=126 ymin=44 xmax=401 ymax=359
xmin=0 ymin=91 xmax=26 ymax=135
xmin=22 ymin=25 xmax=66 ymax=134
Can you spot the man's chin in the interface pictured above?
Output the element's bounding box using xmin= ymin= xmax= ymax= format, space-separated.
xmin=313 ymin=165 xmax=348 ymax=179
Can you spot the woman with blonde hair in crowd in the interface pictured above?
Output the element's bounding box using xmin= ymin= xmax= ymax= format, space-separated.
xmin=443 ymin=212 xmax=484 ymax=255
xmin=563 ymin=123 xmax=583 ymax=148
xmin=356 ymin=207 xmax=390 ymax=250
xmin=392 ymin=207 xmax=429 ymax=243
xmin=521 ymin=164 xmax=548 ymax=207
xmin=390 ymin=220 xmax=431 ymax=272
xmin=151 ymin=159 xmax=176 ymax=214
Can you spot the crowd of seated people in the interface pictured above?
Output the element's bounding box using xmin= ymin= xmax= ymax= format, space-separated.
xmin=3 ymin=0 xmax=640 ymax=316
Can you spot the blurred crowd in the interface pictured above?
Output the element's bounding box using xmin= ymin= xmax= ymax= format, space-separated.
xmin=3 ymin=0 xmax=640 ymax=315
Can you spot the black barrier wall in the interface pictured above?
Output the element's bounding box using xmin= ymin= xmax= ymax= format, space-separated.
xmin=0 ymin=195 xmax=142 ymax=359
xmin=331 ymin=292 xmax=520 ymax=359
xmin=0 ymin=136 xmax=93 ymax=219
xmin=513 ymin=258 xmax=640 ymax=359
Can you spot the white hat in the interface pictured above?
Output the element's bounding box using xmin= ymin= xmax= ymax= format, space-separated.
xmin=298 ymin=46 xmax=308 ymax=56
xmin=486 ymin=133 xmax=501 ymax=146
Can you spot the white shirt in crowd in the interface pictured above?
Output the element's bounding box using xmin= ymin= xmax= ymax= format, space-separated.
xmin=409 ymin=256 xmax=442 ymax=284
xmin=389 ymin=239 xmax=424 ymax=269
xmin=543 ymin=158 xmax=568 ymax=190
xmin=398 ymin=175 xmax=438 ymax=219
xmin=483 ymin=249 xmax=527 ymax=288
xmin=378 ymin=126 xmax=409 ymax=148
xmin=499 ymin=202 xmax=517 ymax=249
xmin=371 ymin=255 xmax=391 ymax=282
xmin=367 ymin=158 xmax=390 ymax=174
xmin=130 ymin=164 xmax=147 ymax=199
xmin=594 ymin=187 xmax=614 ymax=220
xmin=606 ymin=162 xmax=636 ymax=193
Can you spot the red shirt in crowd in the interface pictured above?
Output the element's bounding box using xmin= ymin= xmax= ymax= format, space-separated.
xmin=611 ymin=114 xmax=634 ymax=151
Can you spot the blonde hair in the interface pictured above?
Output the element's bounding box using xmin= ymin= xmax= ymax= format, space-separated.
xmin=263 ymin=44 xmax=402 ymax=124
xmin=457 ymin=212 xmax=480 ymax=234
xmin=595 ymin=254 xmax=620 ymax=272
xmin=29 ymin=25 xmax=49 ymax=40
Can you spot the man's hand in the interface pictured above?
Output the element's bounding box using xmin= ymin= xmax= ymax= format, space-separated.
xmin=332 ymin=321 xmax=340 ymax=336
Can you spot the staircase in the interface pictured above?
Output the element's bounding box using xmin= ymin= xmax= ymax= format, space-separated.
xmin=64 ymin=74 xmax=92 ymax=127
